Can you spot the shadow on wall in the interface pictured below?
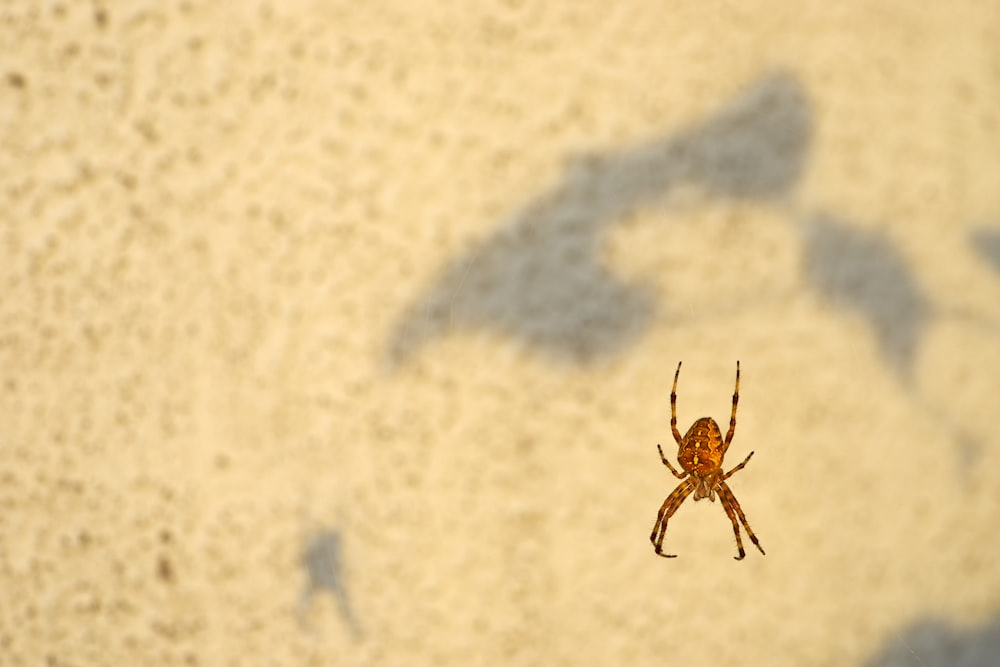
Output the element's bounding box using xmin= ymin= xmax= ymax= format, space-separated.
xmin=298 ymin=529 xmax=362 ymax=639
xmin=971 ymin=227 xmax=1000 ymax=274
xmin=863 ymin=614 xmax=1000 ymax=667
xmin=802 ymin=219 xmax=1000 ymax=383
xmin=387 ymin=70 xmax=812 ymax=365
xmin=386 ymin=70 xmax=997 ymax=383
xmin=801 ymin=214 xmax=930 ymax=380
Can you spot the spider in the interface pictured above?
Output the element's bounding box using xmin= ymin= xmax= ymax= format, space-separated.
xmin=649 ymin=361 xmax=765 ymax=560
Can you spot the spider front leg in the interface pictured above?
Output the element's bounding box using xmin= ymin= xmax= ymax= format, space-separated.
xmin=723 ymin=360 xmax=740 ymax=448
xmin=650 ymin=478 xmax=696 ymax=558
xmin=722 ymin=450 xmax=754 ymax=480
xmin=657 ymin=443 xmax=686 ymax=479
xmin=670 ymin=362 xmax=683 ymax=445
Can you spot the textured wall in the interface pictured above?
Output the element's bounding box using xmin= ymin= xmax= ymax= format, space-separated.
xmin=2 ymin=2 xmax=1000 ymax=666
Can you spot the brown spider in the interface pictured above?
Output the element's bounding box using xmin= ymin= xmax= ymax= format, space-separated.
xmin=649 ymin=361 xmax=765 ymax=560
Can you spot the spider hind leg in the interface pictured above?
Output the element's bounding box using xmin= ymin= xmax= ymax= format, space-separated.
xmin=719 ymin=490 xmax=747 ymax=560
xmin=650 ymin=478 xmax=695 ymax=558
xmin=719 ymin=480 xmax=765 ymax=558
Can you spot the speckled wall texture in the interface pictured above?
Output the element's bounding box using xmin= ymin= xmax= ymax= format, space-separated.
xmin=2 ymin=2 xmax=1000 ymax=666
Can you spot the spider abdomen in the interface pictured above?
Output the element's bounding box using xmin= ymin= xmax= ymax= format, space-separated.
xmin=677 ymin=417 xmax=725 ymax=475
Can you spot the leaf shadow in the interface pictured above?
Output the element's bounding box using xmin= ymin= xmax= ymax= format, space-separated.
xmin=298 ymin=528 xmax=363 ymax=639
xmin=801 ymin=213 xmax=931 ymax=380
xmin=387 ymin=70 xmax=812 ymax=366
xmin=862 ymin=614 xmax=1000 ymax=667
xmin=970 ymin=227 xmax=1000 ymax=274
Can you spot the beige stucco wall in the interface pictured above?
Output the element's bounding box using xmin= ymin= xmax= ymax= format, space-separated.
xmin=2 ymin=2 xmax=1000 ymax=665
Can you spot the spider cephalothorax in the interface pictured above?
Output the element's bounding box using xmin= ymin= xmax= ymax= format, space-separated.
xmin=649 ymin=361 xmax=765 ymax=560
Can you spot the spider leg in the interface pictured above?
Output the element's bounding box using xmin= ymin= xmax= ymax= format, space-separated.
xmin=722 ymin=450 xmax=754 ymax=480
xmin=650 ymin=478 xmax=696 ymax=558
xmin=723 ymin=361 xmax=740 ymax=449
xmin=718 ymin=487 xmax=746 ymax=560
xmin=657 ymin=443 xmax=687 ymax=479
xmin=719 ymin=480 xmax=765 ymax=557
xmin=670 ymin=362 xmax=683 ymax=445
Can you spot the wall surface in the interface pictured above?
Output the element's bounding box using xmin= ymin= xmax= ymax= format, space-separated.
xmin=2 ymin=2 xmax=1000 ymax=666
